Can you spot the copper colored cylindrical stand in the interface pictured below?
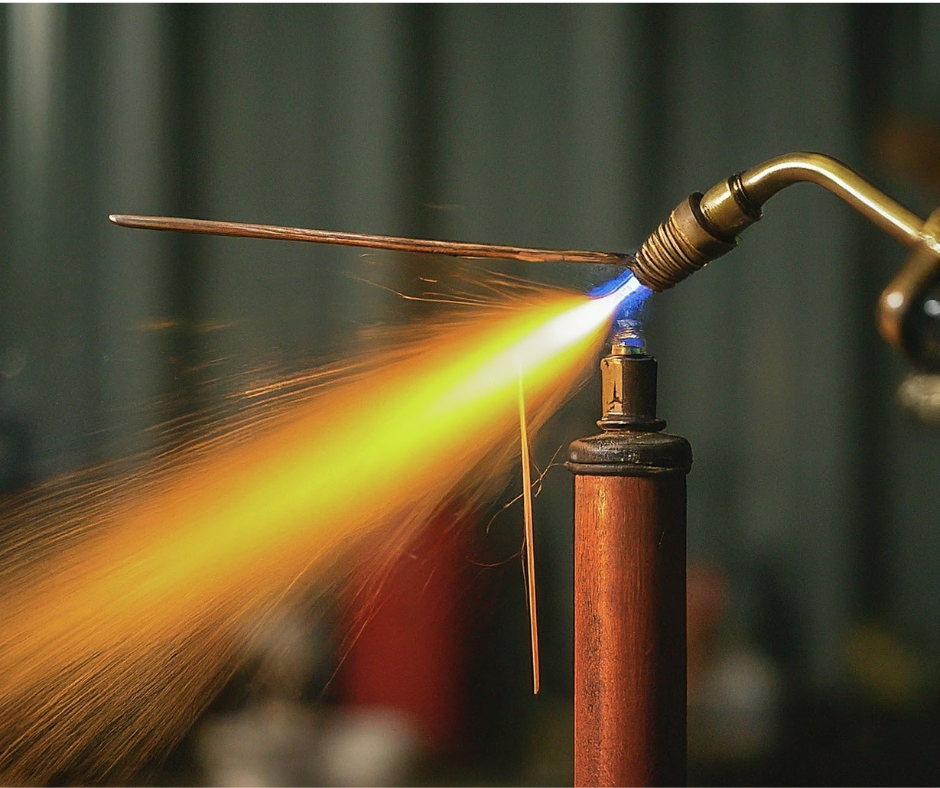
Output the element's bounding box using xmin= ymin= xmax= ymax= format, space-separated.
xmin=568 ymin=347 xmax=691 ymax=787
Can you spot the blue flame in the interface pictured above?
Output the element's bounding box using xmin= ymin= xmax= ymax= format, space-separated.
xmin=589 ymin=268 xmax=652 ymax=322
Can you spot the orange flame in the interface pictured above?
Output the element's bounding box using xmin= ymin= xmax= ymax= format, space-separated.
xmin=0 ymin=281 xmax=631 ymax=783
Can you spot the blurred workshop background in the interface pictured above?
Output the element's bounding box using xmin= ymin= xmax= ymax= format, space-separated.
xmin=3 ymin=4 xmax=940 ymax=786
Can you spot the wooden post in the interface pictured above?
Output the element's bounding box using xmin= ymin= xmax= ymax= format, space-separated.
xmin=568 ymin=350 xmax=691 ymax=787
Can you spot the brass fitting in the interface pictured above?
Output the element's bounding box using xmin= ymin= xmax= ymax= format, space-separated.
xmin=631 ymin=193 xmax=738 ymax=291
xmin=599 ymin=322 xmax=664 ymax=431
xmin=599 ymin=351 xmax=661 ymax=431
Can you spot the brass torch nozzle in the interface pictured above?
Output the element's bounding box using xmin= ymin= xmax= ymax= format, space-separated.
xmin=630 ymin=151 xmax=927 ymax=292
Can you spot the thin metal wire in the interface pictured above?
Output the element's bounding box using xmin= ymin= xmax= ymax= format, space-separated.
xmin=109 ymin=214 xmax=635 ymax=267
xmin=518 ymin=374 xmax=539 ymax=695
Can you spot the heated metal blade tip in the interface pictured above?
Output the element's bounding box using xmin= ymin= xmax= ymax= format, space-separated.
xmin=110 ymin=214 xmax=154 ymax=230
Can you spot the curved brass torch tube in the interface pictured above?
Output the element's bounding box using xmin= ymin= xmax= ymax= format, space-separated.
xmin=631 ymin=151 xmax=940 ymax=369
xmin=631 ymin=151 xmax=933 ymax=292
xmin=709 ymin=152 xmax=925 ymax=247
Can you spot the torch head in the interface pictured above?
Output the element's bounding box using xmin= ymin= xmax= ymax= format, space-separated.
xmin=629 ymin=176 xmax=762 ymax=291
xmin=628 ymin=156 xmax=940 ymax=373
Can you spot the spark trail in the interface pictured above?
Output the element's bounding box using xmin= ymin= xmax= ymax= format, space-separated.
xmin=0 ymin=272 xmax=648 ymax=784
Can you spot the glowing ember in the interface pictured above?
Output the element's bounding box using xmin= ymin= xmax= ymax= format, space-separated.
xmin=0 ymin=272 xmax=647 ymax=783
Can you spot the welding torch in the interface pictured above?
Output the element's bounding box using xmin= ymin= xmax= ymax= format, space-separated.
xmin=111 ymin=151 xmax=940 ymax=371
xmin=627 ymin=151 xmax=940 ymax=373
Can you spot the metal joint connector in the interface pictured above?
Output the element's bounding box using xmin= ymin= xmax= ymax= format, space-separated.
xmin=631 ymin=193 xmax=737 ymax=291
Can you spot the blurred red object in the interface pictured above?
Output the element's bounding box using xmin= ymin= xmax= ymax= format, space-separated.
xmin=334 ymin=515 xmax=468 ymax=755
